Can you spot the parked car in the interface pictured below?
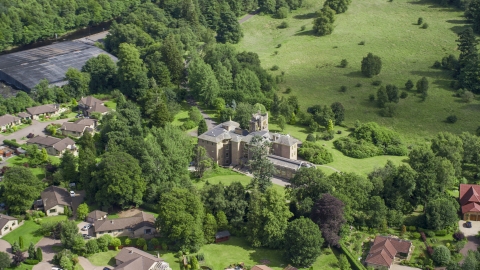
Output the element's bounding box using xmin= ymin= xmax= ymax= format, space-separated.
xmin=466 ymin=221 xmax=472 ymax=228
xmin=82 ymin=224 xmax=91 ymax=231
xmin=52 ymin=268 xmax=63 ymax=270
xmin=82 ymin=234 xmax=92 ymax=239
xmin=103 ymin=268 xmax=111 ymax=270
xmin=70 ymin=191 xmax=75 ymax=197
xmin=26 ymin=133 xmax=34 ymax=138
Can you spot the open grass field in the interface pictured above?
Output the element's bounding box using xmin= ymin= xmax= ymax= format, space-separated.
xmin=236 ymin=0 xmax=480 ymax=143
xmin=159 ymin=236 xmax=339 ymax=270
xmin=3 ymin=215 xmax=67 ymax=250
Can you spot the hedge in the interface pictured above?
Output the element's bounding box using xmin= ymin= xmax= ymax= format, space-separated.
xmin=338 ymin=243 xmax=367 ymax=270
xmin=24 ymin=259 xmax=39 ymax=265
xmin=4 ymin=140 xmax=20 ymax=148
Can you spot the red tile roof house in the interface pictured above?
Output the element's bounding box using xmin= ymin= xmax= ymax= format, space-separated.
xmin=460 ymin=184 xmax=480 ymax=221
xmin=364 ymin=236 xmax=412 ymax=269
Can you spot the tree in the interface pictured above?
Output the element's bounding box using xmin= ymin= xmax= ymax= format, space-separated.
xmin=157 ymin=188 xmax=205 ymax=252
xmin=247 ymin=189 xmax=293 ymax=248
xmin=284 ymin=217 xmax=323 ymax=267
xmin=36 ymin=247 xmax=43 ymax=262
xmin=216 ymin=211 xmax=229 ymax=231
xmin=224 ymin=182 xmax=248 ymax=232
xmin=60 ymin=255 xmax=73 ymax=270
xmin=72 ymin=234 xmax=85 ymax=255
xmin=76 ymin=203 xmax=89 ymax=221
xmin=41 ymin=148 xmax=48 ymax=163
xmin=60 ymin=150 xmax=77 ymax=184
xmin=85 ymin=240 xmax=99 ymax=255
xmin=385 ymin=84 xmax=399 ymax=103
xmin=117 ymin=43 xmax=149 ymax=100
xmin=432 ymin=245 xmax=451 ymax=266
xmin=324 ymin=0 xmax=352 ymax=14
xmin=248 ymin=136 xmax=276 ymax=192
xmin=81 ymin=54 xmax=117 ymax=93
xmin=92 ymin=151 xmax=146 ymax=208
xmin=19 ymin=236 xmax=24 ymax=250
xmin=194 ymin=146 xmax=213 ymax=178
xmin=425 ymin=197 xmax=459 ymax=230
xmin=161 ymin=34 xmax=184 ymax=85
xmin=313 ymin=12 xmax=334 ymax=36
xmin=203 ymin=214 xmax=218 ymax=243
xmin=416 ymin=77 xmax=429 ymax=100
xmin=11 ymin=242 xmax=20 ymax=254
xmin=287 ymin=167 xmax=333 ymax=212
xmin=364 ymin=196 xmax=388 ymax=228
xmin=456 ymin=28 xmax=480 ymax=94
xmin=216 ymin=9 xmax=243 ymax=44
xmin=431 ymin=132 xmax=463 ymax=177
xmin=376 ymin=87 xmax=388 ymax=108
xmin=3 ymin=167 xmax=42 ymax=214
xmin=189 ymin=107 xmax=203 ymax=124
xmin=60 ymin=220 xmax=80 ymax=250
xmin=97 ymin=235 xmax=111 ymax=251
xmin=188 ymin=58 xmax=220 ymax=106
xmin=405 ymin=79 xmax=414 ymax=90
xmin=278 ymin=115 xmax=286 ymax=131
xmin=64 ymin=68 xmax=90 ymax=99
xmin=12 ymin=250 xmax=25 ymax=266
xmin=28 ymin=242 xmax=36 ymax=259
xmin=0 ymin=252 xmax=10 ymax=269
xmin=310 ymin=194 xmax=346 ymax=247
xmin=330 ymin=102 xmax=345 ymax=125
xmin=198 ymin=119 xmax=208 ymax=136
xmin=110 ymin=238 xmax=121 ymax=251
xmin=361 ymin=53 xmax=382 ymax=77
xmin=190 ymin=256 xmax=200 ymax=270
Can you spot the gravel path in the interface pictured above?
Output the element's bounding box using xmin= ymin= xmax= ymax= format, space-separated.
xmin=239 ymin=9 xmax=260 ymax=24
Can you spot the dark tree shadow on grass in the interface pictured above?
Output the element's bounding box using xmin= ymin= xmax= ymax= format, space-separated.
xmin=407 ymin=0 xmax=462 ymax=11
xmin=294 ymin=30 xmax=316 ymax=36
xmin=462 ymin=104 xmax=480 ymax=111
xmin=409 ymin=70 xmax=453 ymax=90
xmin=450 ymin=25 xmax=472 ymax=34
xmin=293 ymin=12 xmax=317 ymax=20
xmin=344 ymin=71 xmax=365 ymax=79
xmin=446 ymin=19 xmax=470 ymax=24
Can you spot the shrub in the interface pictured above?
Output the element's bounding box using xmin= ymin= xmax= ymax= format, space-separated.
xmin=278 ymin=21 xmax=289 ymax=29
xmin=340 ymin=59 xmax=348 ymax=68
xmin=418 ymin=17 xmax=423 ymax=25
xmin=433 ymin=61 xmax=441 ymax=68
xmin=182 ymin=120 xmax=197 ymax=130
xmin=340 ymin=86 xmax=347 ymax=92
xmin=426 ymin=231 xmax=436 ymax=238
xmin=300 ymin=25 xmax=306 ymax=31
xmin=306 ymin=134 xmax=316 ymax=142
xmin=412 ymin=232 xmax=421 ymax=239
xmin=271 ymin=65 xmax=279 ymax=71
xmin=372 ymin=80 xmax=382 ymax=86
xmin=285 ymin=88 xmax=292 ymax=94
xmin=446 ymin=115 xmax=457 ymax=123
xmin=358 ymin=41 xmax=365 ymax=45
xmin=320 ymin=131 xmax=335 ymax=141
xmin=356 ymin=83 xmax=362 ymax=87
xmin=24 ymin=259 xmax=39 ymax=265
xmin=405 ymin=79 xmax=414 ymax=90
xmin=400 ymin=91 xmax=408 ymax=99
xmin=276 ymin=7 xmax=289 ymax=18
xmin=432 ymin=245 xmax=450 ymax=266
xmin=422 ymin=23 xmax=429 ymax=29
xmin=298 ymin=141 xmax=334 ymax=164
xmin=136 ymin=238 xmax=146 ymax=247
xmin=453 ymin=231 xmax=465 ymax=241
xmin=4 ymin=140 xmax=20 ymax=148
xmin=361 ymin=53 xmax=382 ymax=77
xmin=379 ymin=104 xmax=397 ymax=118
xmin=435 ymin=230 xmax=447 ymax=236
xmin=125 ymin=238 xmax=131 ymax=246
xmin=369 ymin=94 xmax=375 ymax=101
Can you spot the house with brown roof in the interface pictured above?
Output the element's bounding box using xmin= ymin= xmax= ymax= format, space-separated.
xmin=17 ymin=112 xmax=31 ymax=121
xmin=86 ymin=210 xmax=107 ymax=223
xmin=365 ymin=236 xmax=412 ymax=269
xmin=59 ymin=123 xmax=93 ymax=137
xmin=74 ymin=118 xmax=97 ymax=129
xmin=460 ymin=184 xmax=480 ymax=220
xmin=0 ymin=214 xmax=20 ymax=236
xmin=40 ymin=186 xmax=73 ymax=216
xmin=79 ymin=96 xmax=110 ymax=117
xmin=26 ymin=104 xmax=62 ymax=120
xmin=93 ymin=211 xmax=156 ymax=237
xmin=26 ymin=136 xmax=76 ymax=156
xmin=0 ymin=114 xmax=21 ymax=131
xmin=115 ymin=247 xmax=171 ymax=270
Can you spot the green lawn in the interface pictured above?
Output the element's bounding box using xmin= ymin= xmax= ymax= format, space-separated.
xmin=1 ymin=124 xmax=30 ymax=135
xmin=235 ymin=0 xmax=480 ymax=143
xmin=6 ymin=155 xmax=60 ymax=180
xmin=104 ymin=100 xmax=117 ymax=110
xmin=159 ymin=236 xmax=339 ymax=270
xmin=3 ymin=215 xmax=67 ymax=250
xmin=88 ymin=250 xmax=119 ymax=266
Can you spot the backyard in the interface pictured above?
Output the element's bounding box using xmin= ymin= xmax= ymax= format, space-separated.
xmin=6 ymin=155 xmax=60 ymax=180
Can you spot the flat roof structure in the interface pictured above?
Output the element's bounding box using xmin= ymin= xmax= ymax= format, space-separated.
xmin=0 ymin=41 xmax=117 ymax=92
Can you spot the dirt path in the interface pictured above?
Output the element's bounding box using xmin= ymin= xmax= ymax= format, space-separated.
xmin=239 ymin=9 xmax=260 ymax=24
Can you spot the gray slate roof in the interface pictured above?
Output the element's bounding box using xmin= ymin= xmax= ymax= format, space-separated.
xmin=115 ymin=247 xmax=164 ymax=270
xmin=274 ymin=134 xmax=298 ymax=146
xmin=94 ymin=211 xmax=155 ymax=233
xmin=87 ymin=103 xmax=110 ymax=114
xmin=74 ymin=118 xmax=96 ymax=126
xmin=27 ymin=136 xmax=75 ymax=152
xmin=0 ymin=214 xmax=17 ymax=229
xmin=87 ymin=210 xmax=107 ymax=220
xmin=267 ymin=155 xmax=310 ymax=170
xmin=26 ymin=104 xmax=59 ymax=115
xmin=41 ymin=186 xmax=71 ymax=210
xmin=60 ymin=123 xmax=87 ymax=133
xmin=17 ymin=112 xmax=30 ymax=118
xmin=0 ymin=114 xmax=20 ymax=127
xmin=79 ymin=96 xmax=103 ymax=107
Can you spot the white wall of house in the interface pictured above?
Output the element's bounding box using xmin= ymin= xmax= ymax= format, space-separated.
xmin=45 ymin=205 xmax=69 ymax=216
xmin=61 ymin=130 xmax=84 ymax=137
xmin=0 ymin=220 xmax=20 ymax=236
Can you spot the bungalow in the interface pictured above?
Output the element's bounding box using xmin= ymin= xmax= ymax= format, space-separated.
xmin=59 ymin=123 xmax=93 ymax=137
xmin=86 ymin=210 xmax=107 ymax=223
xmin=0 ymin=114 xmax=21 ymax=131
xmin=0 ymin=214 xmax=19 ymax=237
xmin=40 ymin=186 xmax=73 ymax=216
xmin=26 ymin=136 xmax=76 ymax=156
xmin=17 ymin=112 xmax=31 ymax=121
xmin=26 ymin=104 xmax=62 ymax=120
xmin=74 ymin=118 xmax=97 ymax=129
xmin=460 ymin=184 xmax=480 ymax=221
xmin=115 ymin=247 xmax=171 ymax=270
xmin=365 ymin=236 xmax=412 ymax=269
xmin=79 ymin=96 xmax=110 ymax=117
xmin=93 ymin=211 xmax=156 ymax=237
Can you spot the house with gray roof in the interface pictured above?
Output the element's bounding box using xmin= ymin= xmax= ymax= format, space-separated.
xmin=17 ymin=112 xmax=31 ymax=121
xmin=26 ymin=136 xmax=76 ymax=156
xmin=94 ymin=212 xmax=156 ymax=237
xmin=115 ymin=247 xmax=171 ymax=270
xmin=197 ymin=112 xmax=307 ymax=179
xmin=60 ymin=122 xmax=93 ymax=137
xmin=40 ymin=186 xmax=72 ymax=216
xmin=79 ymin=96 xmax=110 ymax=116
xmin=0 ymin=214 xmax=19 ymax=236
xmin=26 ymin=104 xmax=63 ymax=120
xmin=0 ymin=114 xmax=21 ymax=131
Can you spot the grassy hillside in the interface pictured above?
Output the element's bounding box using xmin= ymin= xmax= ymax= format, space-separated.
xmin=236 ymin=0 xmax=480 ymax=143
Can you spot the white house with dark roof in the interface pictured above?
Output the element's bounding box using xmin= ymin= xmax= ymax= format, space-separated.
xmin=26 ymin=104 xmax=63 ymax=120
xmin=0 ymin=114 xmax=21 ymax=131
xmin=115 ymin=247 xmax=171 ymax=270
xmin=0 ymin=214 xmax=19 ymax=237
xmin=79 ymin=96 xmax=110 ymax=116
xmin=86 ymin=210 xmax=107 ymax=223
xmin=60 ymin=123 xmax=93 ymax=137
xmin=94 ymin=211 xmax=156 ymax=237
xmin=40 ymin=186 xmax=73 ymax=216
xmin=26 ymin=136 xmax=76 ymax=156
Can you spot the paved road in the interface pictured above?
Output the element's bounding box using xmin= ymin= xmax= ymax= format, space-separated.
xmin=458 ymin=220 xmax=480 ymax=260
xmin=186 ymin=99 xmax=216 ymax=130
xmin=33 ymin=237 xmax=62 ymax=270
xmin=0 ymin=239 xmax=11 ymax=256
xmin=239 ymin=9 xmax=260 ymax=24
xmin=235 ymin=168 xmax=290 ymax=187
xmin=0 ymin=119 xmax=68 ymax=144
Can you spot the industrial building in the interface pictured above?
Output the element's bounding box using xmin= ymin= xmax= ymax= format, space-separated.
xmin=0 ymin=40 xmax=117 ymax=92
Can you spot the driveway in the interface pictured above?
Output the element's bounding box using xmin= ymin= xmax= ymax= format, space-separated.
xmin=390 ymin=264 xmax=421 ymax=270
xmin=0 ymin=239 xmax=11 ymax=256
xmin=32 ymin=237 xmax=62 ymax=270
xmin=78 ymin=221 xmax=94 ymax=236
xmin=458 ymin=220 xmax=480 ymax=257
xmin=0 ymin=119 xmax=69 ymax=144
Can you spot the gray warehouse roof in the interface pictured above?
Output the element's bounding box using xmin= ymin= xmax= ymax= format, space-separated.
xmin=0 ymin=41 xmax=117 ymax=91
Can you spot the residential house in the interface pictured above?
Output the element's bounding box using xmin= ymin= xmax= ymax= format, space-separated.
xmin=79 ymin=96 xmax=110 ymax=117
xmin=59 ymin=122 xmax=93 ymax=137
xmin=26 ymin=104 xmax=61 ymax=120
xmin=0 ymin=114 xmax=21 ymax=131
xmin=0 ymin=214 xmax=19 ymax=237
xmin=86 ymin=210 xmax=107 ymax=223
xmin=197 ymin=112 xmax=311 ymax=180
xmin=40 ymin=186 xmax=73 ymax=216
xmin=460 ymin=184 xmax=480 ymax=221
xmin=17 ymin=112 xmax=31 ymax=121
xmin=74 ymin=118 xmax=97 ymax=129
xmin=283 ymin=266 xmax=297 ymax=270
xmin=251 ymin=265 xmax=273 ymax=270
xmin=93 ymin=211 xmax=156 ymax=237
xmin=115 ymin=247 xmax=171 ymax=270
xmin=365 ymin=236 xmax=412 ymax=269
xmin=26 ymin=136 xmax=76 ymax=156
